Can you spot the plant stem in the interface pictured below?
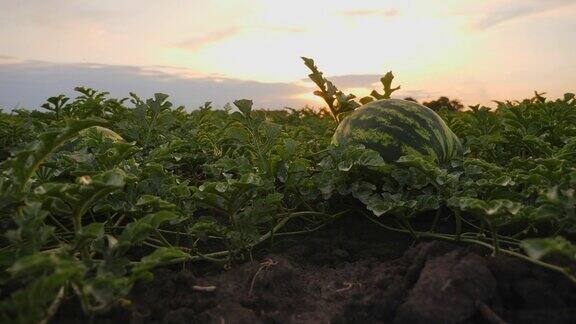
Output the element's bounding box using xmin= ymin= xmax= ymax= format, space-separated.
xmin=143 ymin=113 xmax=159 ymax=148
xmin=429 ymin=208 xmax=442 ymax=233
xmin=455 ymin=210 xmax=462 ymax=240
xmin=490 ymin=224 xmax=500 ymax=256
xmin=136 ymin=210 xmax=347 ymax=267
xmin=362 ymin=213 xmax=576 ymax=285
xmin=39 ymin=286 xmax=65 ymax=324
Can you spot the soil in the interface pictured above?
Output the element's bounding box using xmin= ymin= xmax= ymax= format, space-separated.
xmin=54 ymin=215 xmax=576 ymax=324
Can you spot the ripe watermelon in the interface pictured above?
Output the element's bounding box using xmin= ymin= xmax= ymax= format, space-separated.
xmin=332 ymin=99 xmax=463 ymax=163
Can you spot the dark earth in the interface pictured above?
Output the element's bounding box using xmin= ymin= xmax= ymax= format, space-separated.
xmin=54 ymin=216 xmax=576 ymax=324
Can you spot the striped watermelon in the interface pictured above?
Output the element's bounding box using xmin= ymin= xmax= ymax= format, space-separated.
xmin=332 ymin=99 xmax=463 ymax=163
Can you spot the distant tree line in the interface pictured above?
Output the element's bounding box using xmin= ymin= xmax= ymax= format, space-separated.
xmin=404 ymin=96 xmax=464 ymax=112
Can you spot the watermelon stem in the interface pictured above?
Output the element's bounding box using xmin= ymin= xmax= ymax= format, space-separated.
xmin=362 ymin=212 xmax=576 ymax=285
xmin=454 ymin=210 xmax=463 ymax=240
xmin=397 ymin=216 xmax=418 ymax=239
xmin=429 ymin=207 xmax=442 ymax=233
xmin=490 ymin=224 xmax=501 ymax=256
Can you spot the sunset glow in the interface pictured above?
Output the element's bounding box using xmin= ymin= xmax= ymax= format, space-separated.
xmin=0 ymin=0 xmax=574 ymax=109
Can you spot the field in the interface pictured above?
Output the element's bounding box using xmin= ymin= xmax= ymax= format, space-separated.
xmin=1 ymin=61 xmax=576 ymax=323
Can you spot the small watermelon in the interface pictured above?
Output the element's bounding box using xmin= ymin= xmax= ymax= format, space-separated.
xmin=332 ymin=99 xmax=463 ymax=163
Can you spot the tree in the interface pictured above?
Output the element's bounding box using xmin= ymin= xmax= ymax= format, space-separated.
xmin=422 ymin=96 xmax=464 ymax=112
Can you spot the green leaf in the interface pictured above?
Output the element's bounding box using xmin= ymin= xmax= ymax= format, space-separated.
xmin=136 ymin=195 xmax=177 ymax=210
xmin=75 ymin=222 xmax=105 ymax=249
xmin=132 ymin=247 xmax=188 ymax=274
xmin=147 ymin=93 xmax=172 ymax=115
xmin=0 ymin=266 xmax=84 ymax=324
xmin=360 ymin=193 xmax=396 ymax=217
xmin=119 ymin=211 xmax=180 ymax=246
xmin=521 ymin=236 xmax=576 ymax=261
xmin=447 ymin=197 xmax=522 ymax=223
xmin=260 ymin=121 xmax=282 ymax=141
xmin=80 ymin=275 xmax=132 ymax=311
xmin=359 ymin=96 xmax=375 ymax=105
xmin=48 ymin=169 xmax=127 ymax=228
xmin=336 ymin=145 xmax=387 ymax=171
xmin=8 ymin=254 xmax=59 ymax=278
xmin=1 ymin=117 xmax=109 ymax=194
xmin=234 ymin=99 xmax=253 ymax=117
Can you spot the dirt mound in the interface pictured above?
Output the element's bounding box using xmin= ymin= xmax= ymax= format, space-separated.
xmin=82 ymin=242 xmax=572 ymax=324
xmin=54 ymin=217 xmax=576 ymax=324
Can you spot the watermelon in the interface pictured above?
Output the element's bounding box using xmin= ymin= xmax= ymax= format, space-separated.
xmin=332 ymin=99 xmax=463 ymax=163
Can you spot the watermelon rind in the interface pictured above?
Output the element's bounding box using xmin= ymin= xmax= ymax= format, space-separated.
xmin=332 ymin=99 xmax=463 ymax=163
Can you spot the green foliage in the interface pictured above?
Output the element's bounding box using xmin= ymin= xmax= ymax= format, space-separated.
xmin=301 ymin=57 xmax=400 ymax=123
xmin=1 ymin=118 xmax=108 ymax=195
xmin=301 ymin=57 xmax=360 ymax=123
xmin=369 ymin=72 xmax=401 ymax=101
xmin=522 ymin=237 xmax=576 ymax=261
xmin=0 ymin=61 xmax=575 ymax=321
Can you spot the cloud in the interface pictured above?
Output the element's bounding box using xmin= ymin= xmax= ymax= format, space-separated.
xmin=475 ymin=0 xmax=575 ymax=30
xmin=0 ymin=58 xmax=508 ymax=110
xmin=266 ymin=26 xmax=307 ymax=33
xmin=0 ymin=60 xmax=309 ymax=110
xmin=341 ymin=9 xmax=400 ymax=17
xmin=176 ymin=27 xmax=241 ymax=50
xmin=0 ymin=0 xmax=116 ymax=28
xmin=176 ymin=25 xmax=306 ymax=50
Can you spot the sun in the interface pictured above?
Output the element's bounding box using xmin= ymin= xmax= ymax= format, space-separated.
xmin=161 ymin=0 xmax=471 ymax=84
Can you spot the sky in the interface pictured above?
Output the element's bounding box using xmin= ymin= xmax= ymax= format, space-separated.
xmin=0 ymin=0 xmax=575 ymax=110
